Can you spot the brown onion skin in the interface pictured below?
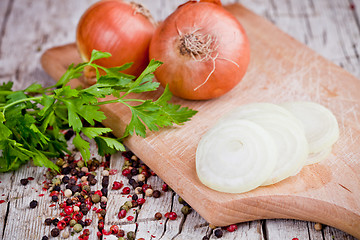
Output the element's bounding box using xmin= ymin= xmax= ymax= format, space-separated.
xmin=149 ymin=1 xmax=250 ymax=100
xmin=76 ymin=0 xmax=156 ymax=77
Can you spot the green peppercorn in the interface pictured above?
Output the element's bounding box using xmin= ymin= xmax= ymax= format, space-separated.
xmin=127 ymin=231 xmax=135 ymax=240
xmin=118 ymin=238 xmax=125 ymax=240
xmin=120 ymin=205 xmax=129 ymax=211
xmin=82 ymin=185 xmax=91 ymax=193
xmin=124 ymin=201 xmax=133 ymax=208
xmin=73 ymin=224 xmax=83 ymax=233
xmin=178 ymin=196 xmax=185 ymax=204
xmin=56 ymin=158 xmax=65 ymax=167
xmin=181 ymin=205 xmax=192 ymax=215
xmin=77 ymin=161 xmax=85 ymax=168
xmin=69 ymin=219 xmax=77 ymax=227
xmin=91 ymin=194 xmax=101 ymax=203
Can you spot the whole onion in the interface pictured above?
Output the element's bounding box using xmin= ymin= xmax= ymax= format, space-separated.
xmin=149 ymin=0 xmax=250 ymax=100
xmin=76 ymin=0 xmax=156 ymax=77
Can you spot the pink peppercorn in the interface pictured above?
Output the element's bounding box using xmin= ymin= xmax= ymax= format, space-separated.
xmin=168 ymin=212 xmax=177 ymax=220
xmin=137 ymin=198 xmax=146 ymax=205
xmin=110 ymin=225 xmax=119 ymax=235
xmin=96 ymin=232 xmax=102 ymax=238
xmin=226 ymin=224 xmax=238 ymax=232
xmin=118 ymin=209 xmax=127 ymax=219
xmin=162 ymin=184 xmax=168 ymax=192
xmin=57 ymin=220 xmax=66 ymax=230
xmin=112 ymin=181 xmax=123 ymax=190
xmin=122 ymin=168 xmax=131 ymax=177
xmin=121 ymin=187 xmax=130 ymax=194
xmin=64 ymin=206 xmax=74 ymax=215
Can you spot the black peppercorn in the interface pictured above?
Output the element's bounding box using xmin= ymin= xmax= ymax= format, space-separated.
xmin=132 ymin=194 xmax=138 ymax=201
xmin=50 ymin=228 xmax=60 ymax=237
xmin=41 ymin=236 xmax=49 ymax=240
xmin=44 ymin=218 xmax=52 ymax=226
xmin=70 ymin=169 xmax=78 ymax=176
xmin=62 ymin=175 xmax=70 ymax=184
xmin=71 ymin=185 xmax=80 ymax=193
xmin=89 ymin=178 xmax=97 ymax=186
xmin=20 ymin=178 xmax=29 ymax=186
xmin=102 ymin=176 xmax=109 ymax=187
xmin=128 ymin=178 xmax=136 ymax=186
xmin=77 ymin=220 xmax=85 ymax=227
xmin=51 ymin=195 xmax=59 ymax=202
xmin=87 ymin=174 xmax=95 ymax=181
xmin=100 ymin=202 xmax=107 ymax=209
xmin=138 ymin=181 xmax=144 ymax=187
xmin=101 ymin=188 xmax=108 ymax=197
xmin=152 ymin=190 xmax=161 ymax=198
xmin=52 ymin=185 xmax=61 ymax=192
xmin=52 ymin=218 xmax=59 ymax=226
xmin=214 ymin=229 xmax=223 ymax=238
xmin=202 ymin=236 xmax=209 ymax=240
xmin=69 ymin=178 xmax=77 ymax=185
xmin=65 ymin=184 xmax=73 ymax=190
xmin=29 ymin=200 xmax=38 ymax=209
xmin=78 ymin=195 xmax=85 ymax=203
xmin=62 ymin=166 xmax=71 ymax=175
xmin=64 ymin=129 xmax=75 ymax=140
xmin=66 ymin=199 xmax=73 ymax=206
xmin=77 ymin=171 xmax=86 ymax=178
xmin=130 ymin=168 xmax=138 ymax=176
xmin=131 ymin=182 xmax=140 ymax=189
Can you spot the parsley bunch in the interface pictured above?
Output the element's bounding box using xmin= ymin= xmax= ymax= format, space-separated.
xmin=0 ymin=50 xmax=197 ymax=172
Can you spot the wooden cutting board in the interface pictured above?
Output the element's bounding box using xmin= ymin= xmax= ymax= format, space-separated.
xmin=41 ymin=4 xmax=360 ymax=238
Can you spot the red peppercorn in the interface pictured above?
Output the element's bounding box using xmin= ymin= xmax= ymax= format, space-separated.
xmin=94 ymin=190 xmax=103 ymax=197
xmin=59 ymin=202 xmax=67 ymax=208
xmin=226 ymin=224 xmax=238 ymax=232
xmin=72 ymin=212 xmax=83 ymax=221
xmin=64 ymin=206 xmax=74 ymax=215
xmin=110 ymin=225 xmax=119 ymax=235
xmin=112 ymin=181 xmax=123 ymax=190
xmin=292 ymin=238 xmax=299 ymax=240
xmin=137 ymin=198 xmax=146 ymax=205
xmin=122 ymin=168 xmax=131 ymax=176
xmin=96 ymin=231 xmax=102 ymax=238
xmin=164 ymin=212 xmax=170 ymax=218
xmin=162 ymin=183 xmax=168 ymax=192
xmin=169 ymin=212 xmax=177 ymax=220
xmin=63 ymin=216 xmax=71 ymax=224
xmin=118 ymin=209 xmax=127 ymax=219
xmin=75 ymin=202 xmax=81 ymax=207
xmin=57 ymin=220 xmax=66 ymax=230
xmin=121 ymin=187 xmax=130 ymax=194
xmin=117 ymin=229 xmax=125 ymax=237
xmin=84 ymin=219 xmax=92 ymax=226
xmin=141 ymin=170 xmax=150 ymax=178
xmin=102 ymin=229 xmax=111 ymax=235
xmin=98 ymin=221 xmax=104 ymax=230
xmin=141 ymin=184 xmax=151 ymax=192
xmin=83 ymin=229 xmax=90 ymax=236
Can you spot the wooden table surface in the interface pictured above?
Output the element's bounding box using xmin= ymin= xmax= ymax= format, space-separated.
xmin=0 ymin=0 xmax=359 ymax=239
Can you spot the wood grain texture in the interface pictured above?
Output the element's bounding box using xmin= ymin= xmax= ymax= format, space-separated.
xmin=1 ymin=0 xmax=359 ymax=239
xmin=40 ymin=3 xmax=360 ymax=239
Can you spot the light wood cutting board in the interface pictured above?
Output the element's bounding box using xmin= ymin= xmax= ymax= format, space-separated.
xmin=41 ymin=4 xmax=360 ymax=238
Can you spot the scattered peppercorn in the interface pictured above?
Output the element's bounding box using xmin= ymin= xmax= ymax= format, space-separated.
xmin=50 ymin=228 xmax=60 ymax=237
xmin=118 ymin=229 xmax=125 ymax=237
xmin=44 ymin=218 xmax=52 ymax=226
xmin=181 ymin=206 xmax=192 ymax=215
xmin=202 ymin=236 xmax=209 ymax=240
xmin=51 ymin=195 xmax=59 ymax=202
xmin=127 ymin=231 xmax=136 ymax=240
xmin=152 ymin=190 xmax=161 ymax=198
xmin=314 ymin=222 xmax=323 ymax=231
xmin=226 ymin=224 xmax=238 ymax=232
xmin=168 ymin=212 xmax=177 ymax=220
xmin=41 ymin=236 xmax=49 ymax=240
xmin=20 ymin=178 xmax=29 ymax=186
xmin=29 ymin=200 xmax=38 ymax=209
xmin=155 ymin=212 xmax=162 ymax=220
xmin=214 ymin=229 xmax=223 ymax=238
xmin=73 ymin=223 xmax=83 ymax=233
xmin=91 ymin=194 xmax=101 ymax=203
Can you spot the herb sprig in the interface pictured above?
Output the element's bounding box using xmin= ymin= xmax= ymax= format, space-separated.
xmin=0 ymin=50 xmax=197 ymax=172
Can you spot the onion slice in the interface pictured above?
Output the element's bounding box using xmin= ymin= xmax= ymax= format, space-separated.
xmin=306 ymin=147 xmax=332 ymax=165
xmin=280 ymin=101 xmax=339 ymax=154
xmin=196 ymin=119 xmax=278 ymax=193
xmin=217 ymin=103 xmax=309 ymax=185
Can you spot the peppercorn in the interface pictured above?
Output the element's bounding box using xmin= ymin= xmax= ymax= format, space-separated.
xmin=89 ymin=178 xmax=97 ymax=185
xmin=181 ymin=206 xmax=192 ymax=215
xmin=226 ymin=224 xmax=238 ymax=232
xmin=52 ymin=218 xmax=59 ymax=226
xmin=135 ymin=187 xmax=142 ymax=194
xmin=118 ymin=229 xmax=125 ymax=237
xmin=73 ymin=223 xmax=83 ymax=233
xmin=84 ymin=219 xmax=92 ymax=226
xmin=69 ymin=178 xmax=77 ymax=185
xmin=178 ymin=196 xmax=185 ymax=204
xmin=51 ymin=195 xmax=59 ymax=202
xmin=124 ymin=201 xmax=133 ymax=208
xmin=82 ymin=185 xmax=91 ymax=193
xmin=51 ymin=228 xmax=60 ymax=237
xmin=70 ymin=169 xmax=78 ymax=176
xmin=152 ymin=190 xmax=161 ymax=198
xmin=214 ymin=229 xmax=223 ymax=238
xmin=138 ymin=181 xmax=144 ymax=187
xmin=132 ymin=194 xmax=138 ymax=201
xmin=71 ymin=185 xmax=81 ymax=193
xmin=69 ymin=219 xmax=77 ymax=227
xmin=77 ymin=160 xmax=85 ymax=168
xmin=44 ymin=218 xmax=52 ymax=226
xmin=56 ymin=158 xmax=65 ymax=167
xmin=128 ymin=178 xmax=136 ymax=186
xmin=137 ymin=174 xmax=146 ymax=182
xmin=120 ymin=205 xmax=130 ymax=211
xmin=118 ymin=209 xmax=127 ymax=219
xmin=77 ymin=171 xmax=86 ymax=178
xmin=127 ymin=231 xmax=136 ymax=240
xmin=92 ymin=194 xmax=101 ymax=203
xmin=130 ymin=168 xmax=138 ymax=176
xmin=202 ymin=236 xmax=209 ymax=240
xmin=100 ymin=209 xmax=106 ymax=217
xmin=62 ymin=166 xmax=71 ymax=175
xmin=168 ymin=212 xmax=177 ymax=220
xmin=29 ymin=200 xmax=38 ymax=209
xmin=20 ymin=178 xmax=29 ymax=186
xmin=52 ymin=185 xmax=61 ymax=192
xmin=102 ymin=176 xmax=109 ymax=187
xmin=102 ymin=170 xmax=110 ymax=176
xmin=81 ymin=167 xmax=89 ymax=173
xmin=62 ymin=230 xmax=70 ymax=239
xmin=100 ymin=202 xmax=107 ymax=209
xmin=314 ymin=222 xmax=323 ymax=231
xmin=78 ymin=219 xmax=85 ymax=227
xmin=101 ymin=187 xmax=108 ymax=197
xmin=154 ymin=212 xmax=162 ymax=220
xmin=41 ymin=236 xmax=49 ymax=240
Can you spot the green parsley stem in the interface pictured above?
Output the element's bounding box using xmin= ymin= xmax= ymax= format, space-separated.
xmin=95 ymin=98 xmax=145 ymax=106
xmin=2 ymin=96 xmax=44 ymax=111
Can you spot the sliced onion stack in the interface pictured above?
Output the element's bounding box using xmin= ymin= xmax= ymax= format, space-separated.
xmin=196 ymin=101 xmax=339 ymax=193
